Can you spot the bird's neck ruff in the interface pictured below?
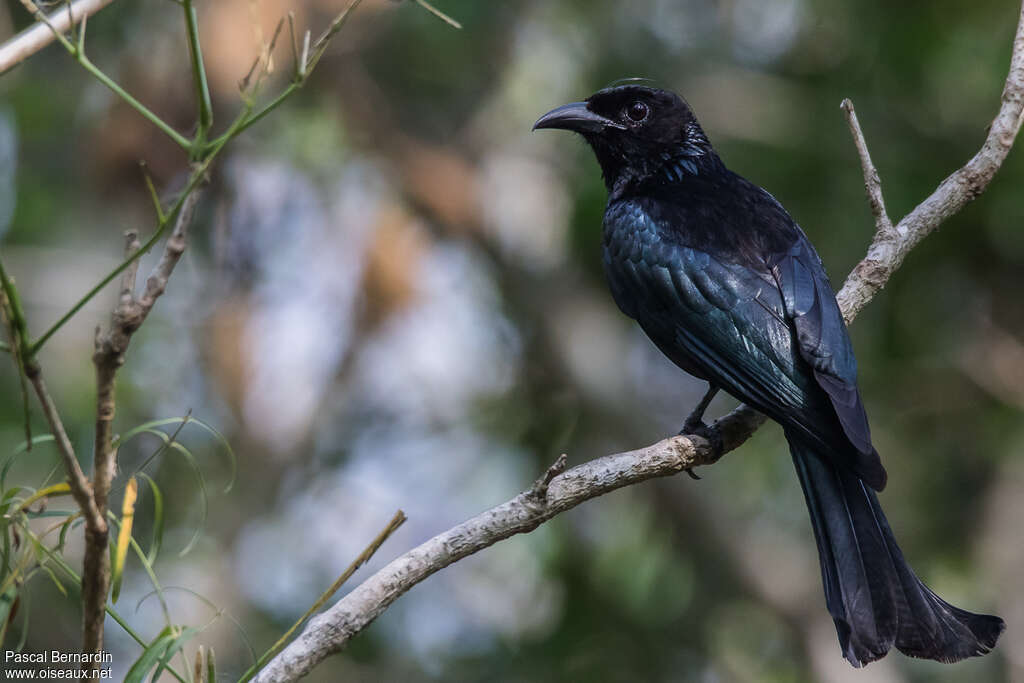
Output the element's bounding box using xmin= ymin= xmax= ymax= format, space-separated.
xmin=588 ymin=122 xmax=723 ymax=201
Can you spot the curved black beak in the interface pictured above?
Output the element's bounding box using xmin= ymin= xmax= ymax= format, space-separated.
xmin=532 ymin=101 xmax=626 ymax=133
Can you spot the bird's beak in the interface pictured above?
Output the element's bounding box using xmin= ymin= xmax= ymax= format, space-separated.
xmin=532 ymin=101 xmax=625 ymax=133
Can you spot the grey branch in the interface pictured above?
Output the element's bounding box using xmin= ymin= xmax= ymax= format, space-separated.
xmin=840 ymin=98 xmax=893 ymax=237
xmin=837 ymin=3 xmax=1024 ymax=321
xmin=254 ymin=5 xmax=1024 ymax=681
xmin=0 ymin=0 xmax=116 ymax=74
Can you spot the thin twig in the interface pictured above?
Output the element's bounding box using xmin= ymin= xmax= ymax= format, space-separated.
xmin=238 ymin=511 xmax=407 ymax=683
xmin=412 ymin=0 xmax=462 ymax=29
xmin=840 ymin=98 xmax=893 ymax=235
xmin=527 ymin=453 xmax=567 ymax=503
xmin=25 ymin=371 xmax=103 ymax=530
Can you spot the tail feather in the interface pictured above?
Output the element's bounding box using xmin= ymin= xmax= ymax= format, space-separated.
xmin=788 ymin=437 xmax=1004 ymax=666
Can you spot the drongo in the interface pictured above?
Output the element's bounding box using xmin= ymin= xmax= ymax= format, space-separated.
xmin=534 ymin=85 xmax=1004 ymax=666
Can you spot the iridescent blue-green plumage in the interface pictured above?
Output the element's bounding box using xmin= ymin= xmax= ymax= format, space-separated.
xmin=534 ymin=85 xmax=1004 ymax=666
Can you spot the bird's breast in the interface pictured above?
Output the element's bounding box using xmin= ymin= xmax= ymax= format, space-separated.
xmin=601 ymin=201 xmax=764 ymax=319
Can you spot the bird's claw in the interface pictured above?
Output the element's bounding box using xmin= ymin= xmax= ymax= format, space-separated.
xmin=679 ymin=420 xmax=724 ymax=461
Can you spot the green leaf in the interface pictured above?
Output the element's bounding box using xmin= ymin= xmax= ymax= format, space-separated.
xmin=136 ymin=473 xmax=165 ymax=565
xmin=135 ymin=586 xmax=258 ymax=667
xmin=139 ymin=429 xmax=208 ymax=557
xmin=114 ymin=415 xmax=236 ymax=493
xmin=56 ymin=513 xmax=81 ymax=552
xmin=123 ymin=624 xmax=205 ymax=683
xmin=39 ymin=565 xmax=68 ymax=597
xmin=123 ymin=626 xmax=179 ymax=683
xmin=152 ymin=625 xmax=204 ymax=683
xmin=0 ymin=487 xmax=25 ymax=516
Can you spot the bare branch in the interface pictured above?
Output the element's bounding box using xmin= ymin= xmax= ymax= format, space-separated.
xmin=82 ymin=187 xmax=203 ymax=664
xmin=0 ymin=0 xmax=116 ymax=74
xmin=840 ymin=98 xmax=893 ymax=236
xmin=23 ymin=365 xmax=110 ymax=667
xmin=253 ymin=4 xmax=1024 ymax=681
xmin=254 ymin=411 xmax=764 ymax=682
xmin=837 ymin=2 xmax=1024 ymax=321
xmin=25 ymin=369 xmax=103 ymax=530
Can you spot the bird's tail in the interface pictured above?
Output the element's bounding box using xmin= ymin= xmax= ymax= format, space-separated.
xmin=787 ymin=436 xmax=1004 ymax=666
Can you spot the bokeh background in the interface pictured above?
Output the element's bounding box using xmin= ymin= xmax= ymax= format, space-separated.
xmin=1 ymin=0 xmax=1023 ymax=681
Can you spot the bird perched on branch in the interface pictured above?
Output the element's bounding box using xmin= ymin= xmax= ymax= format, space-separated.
xmin=533 ymin=85 xmax=1004 ymax=667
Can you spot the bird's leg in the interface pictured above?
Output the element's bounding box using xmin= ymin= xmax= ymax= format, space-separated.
xmin=681 ymin=384 xmax=719 ymax=434
xmin=678 ymin=384 xmax=721 ymax=480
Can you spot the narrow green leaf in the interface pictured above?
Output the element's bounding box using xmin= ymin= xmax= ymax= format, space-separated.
xmin=39 ymin=564 xmax=68 ymax=597
xmin=115 ymin=415 xmax=236 ymax=493
xmin=136 ymin=473 xmax=165 ymax=565
xmin=143 ymin=432 xmax=207 ymax=557
xmin=123 ymin=626 xmax=178 ymax=683
xmin=24 ymin=510 xmax=77 ymax=519
xmin=0 ymin=487 xmax=25 ymax=515
xmin=135 ymin=585 xmax=257 ymax=667
xmin=14 ymin=482 xmax=71 ymax=515
xmin=56 ymin=512 xmax=80 ymax=552
xmin=152 ymin=625 xmax=203 ymax=683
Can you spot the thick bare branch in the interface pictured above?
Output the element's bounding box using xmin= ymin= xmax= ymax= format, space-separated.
xmin=255 ymin=5 xmax=1024 ymax=680
xmin=0 ymin=0 xmax=116 ymax=74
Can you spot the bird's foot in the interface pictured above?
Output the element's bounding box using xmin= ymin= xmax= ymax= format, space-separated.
xmin=682 ymin=385 xmax=719 ymax=433
xmin=677 ymin=384 xmax=721 ymax=478
xmin=677 ymin=419 xmax=723 ymax=479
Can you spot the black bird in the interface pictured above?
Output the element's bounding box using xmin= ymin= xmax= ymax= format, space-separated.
xmin=534 ymin=85 xmax=1004 ymax=666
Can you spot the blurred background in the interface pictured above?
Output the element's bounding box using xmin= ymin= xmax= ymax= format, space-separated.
xmin=1 ymin=0 xmax=1022 ymax=681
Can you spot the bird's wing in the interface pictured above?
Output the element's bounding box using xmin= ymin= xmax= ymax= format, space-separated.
xmin=768 ymin=237 xmax=874 ymax=456
xmin=616 ymin=236 xmax=886 ymax=489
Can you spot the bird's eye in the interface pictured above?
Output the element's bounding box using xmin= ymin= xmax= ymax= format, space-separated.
xmin=626 ymin=101 xmax=649 ymax=123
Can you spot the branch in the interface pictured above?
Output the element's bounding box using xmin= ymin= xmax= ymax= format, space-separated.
xmin=840 ymin=98 xmax=893 ymax=236
xmin=254 ymin=3 xmax=1024 ymax=681
xmin=0 ymin=0 xmax=116 ymax=74
xmin=239 ymin=511 xmax=408 ymax=683
xmin=82 ymin=188 xmax=202 ymax=666
xmin=836 ymin=2 xmax=1024 ymax=321
xmin=25 ymin=369 xmax=103 ymax=530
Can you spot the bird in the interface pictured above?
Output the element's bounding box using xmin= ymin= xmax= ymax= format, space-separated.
xmin=533 ymin=85 xmax=1005 ymax=667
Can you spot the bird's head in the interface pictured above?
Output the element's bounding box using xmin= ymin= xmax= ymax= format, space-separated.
xmin=533 ymin=85 xmax=717 ymax=194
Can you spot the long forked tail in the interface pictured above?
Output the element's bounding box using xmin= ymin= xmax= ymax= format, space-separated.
xmin=788 ymin=437 xmax=1005 ymax=667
